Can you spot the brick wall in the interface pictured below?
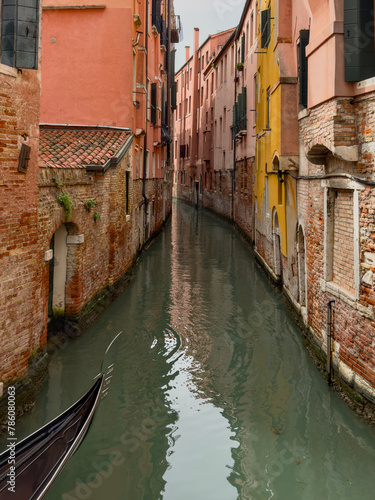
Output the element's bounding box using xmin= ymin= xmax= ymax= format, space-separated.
xmin=333 ymin=190 xmax=355 ymax=294
xmin=299 ymin=94 xmax=375 ymax=398
xmin=0 ymin=69 xmax=43 ymax=384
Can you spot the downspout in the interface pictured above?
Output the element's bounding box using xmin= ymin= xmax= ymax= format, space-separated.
xmin=232 ymin=36 xmax=238 ymax=222
xmin=326 ymin=300 xmax=335 ymax=385
xmin=142 ymin=0 xmax=149 ymax=238
xmin=167 ymin=0 xmax=171 ymax=168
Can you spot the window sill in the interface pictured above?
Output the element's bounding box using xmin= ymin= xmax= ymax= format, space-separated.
xmin=126 ymin=214 xmax=130 ymax=222
xmin=0 ymin=64 xmax=17 ymax=78
xmin=320 ymin=279 xmax=356 ymax=307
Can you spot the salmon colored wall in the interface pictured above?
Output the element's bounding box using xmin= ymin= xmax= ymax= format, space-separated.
xmin=41 ymin=7 xmax=133 ymax=127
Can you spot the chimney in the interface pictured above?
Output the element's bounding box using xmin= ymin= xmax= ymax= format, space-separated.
xmin=185 ymin=46 xmax=190 ymax=62
xmin=194 ymin=28 xmax=199 ymax=54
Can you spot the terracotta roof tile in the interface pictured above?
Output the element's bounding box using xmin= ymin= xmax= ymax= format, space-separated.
xmin=39 ymin=128 xmax=130 ymax=169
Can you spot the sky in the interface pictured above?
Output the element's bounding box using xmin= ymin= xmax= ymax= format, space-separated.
xmin=173 ymin=0 xmax=245 ymax=70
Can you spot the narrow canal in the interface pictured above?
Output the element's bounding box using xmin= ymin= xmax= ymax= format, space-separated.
xmin=4 ymin=200 xmax=375 ymax=499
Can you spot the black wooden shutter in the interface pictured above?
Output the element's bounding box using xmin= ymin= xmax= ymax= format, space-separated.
xmin=1 ymin=0 xmax=39 ymax=69
xmin=152 ymin=0 xmax=162 ymax=33
xmin=170 ymin=50 xmax=177 ymax=110
xmin=344 ymin=0 xmax=375 ymax=81
xmin=298 ymin=30 xmax=309 ymax=107
xmin=16 ymin=0 xmax=39 ymax=69
xmin=151 ymin=83 xmax=157 ymax=124
xmin=1 ymin=0 xmax=17 ymax=67
xmin=261 ymin=9 xmax=270 ymax=49
xmin=161 ymin=85 xmax=166 ymax=125
xmin=242 ymin=86 xmax=247 ymax=129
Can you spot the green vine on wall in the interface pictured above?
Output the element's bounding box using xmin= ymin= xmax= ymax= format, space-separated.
xmin=93 ymin=211 xmax=101 ymax=222
xmin=84 ymin=198 xmax=97 ymax=212
xmin=58 ymin=192 xmax=73 ymax=222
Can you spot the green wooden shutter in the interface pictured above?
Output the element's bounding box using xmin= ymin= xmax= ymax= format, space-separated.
xmin=16 ymin=0 xmax=39 ymax=69
xmin=161 ymin=85 xmax=166 ymax=125
xmin=298 ymin=30 xmax=309 ymax=107
xmin=151 ymin=83 xmax=157 ymax=124
xmin=261 ymin=9 xmax=270 ymax=49
xmin=170 ymin=49 xmax=177 ymax=110
xmin=241 ymin=33 xmax=245 ymax=63
xmin=1 ymin=0 xmax=16 ymax=67
xmin=152 ymin=0 xmax=162 ymax=33
xmin=1 ymin=0 xmax=39 ymax=69
xmin=242 ymin=87 xmax=247 ymax=130
xmin=344 ymin=0 xmax=375 ymax=81
xmin=232 ymin=104 xmax=237 ymax=139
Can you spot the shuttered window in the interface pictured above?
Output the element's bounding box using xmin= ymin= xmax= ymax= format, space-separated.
xmin=233 ymin=87 xmax=247 ymax=138
xmin=1 ymin=0 xmax=39 ymax=69
xmin=152 ymin=0 xmax=162 ymax=34
xmin=344 ymin=0 xmax=375 ymax=81
xmin=241 ymin=33 xmax=245 ymax=63
xmin=298 ymin=29 xmax=309 ymax=108
xmin=170 ymin=49 xmax=177 ymax=110
xmin=261 ymin=8 xmax=270 ymax=49
xmin=150 ymin=83 xmax=157 ymax=124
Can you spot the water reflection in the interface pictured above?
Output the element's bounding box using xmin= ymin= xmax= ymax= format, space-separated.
xmin=2 ymin=201 xmax=375 ymax=499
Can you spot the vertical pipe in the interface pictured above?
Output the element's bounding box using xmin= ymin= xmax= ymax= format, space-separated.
xmin=233 ymin=36 xmax=238 ymax=222
xmin=326 ymin=300 xmax=335 ymax=384
xmin=142 ymin=0 xmax=149 ymax=239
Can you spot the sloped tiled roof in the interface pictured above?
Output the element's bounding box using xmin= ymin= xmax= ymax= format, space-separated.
xmin=39 ymin=128 xmax=130 ymax=169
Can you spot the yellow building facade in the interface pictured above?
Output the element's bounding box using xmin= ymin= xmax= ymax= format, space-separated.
xmin=255 ymin=0 xmax=299 ymax=290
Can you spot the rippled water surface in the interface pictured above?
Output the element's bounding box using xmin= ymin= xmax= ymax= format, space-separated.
xmin=4 ymin=201 xmax=375 ymax=499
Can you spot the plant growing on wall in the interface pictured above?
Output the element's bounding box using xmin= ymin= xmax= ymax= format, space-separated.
xmin=58 ymin=192 xmax=73 ymax=222
xmin=93 ymin=211 xmax=101 ymax=222
xmin=84 ymin=198 xmax=97 ymax=212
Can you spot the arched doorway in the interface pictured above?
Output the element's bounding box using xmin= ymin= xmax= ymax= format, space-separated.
xmin=48 ymin=225 xmax=68 ymax=318
xmin=272 ymin=209 xmax=282 ymax=277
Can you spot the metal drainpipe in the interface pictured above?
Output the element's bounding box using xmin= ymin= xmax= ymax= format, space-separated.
xmin=142 ymin=0 xmax=149 ymax=239
xmin=167 ymin=0 xmax=171 ymax=168
xmin=232 ymin=37 xmax=238 ymax=222
xmin=326 ymin=300 xmax=335 ymax=384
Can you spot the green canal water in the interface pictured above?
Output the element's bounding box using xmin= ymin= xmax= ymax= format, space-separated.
xmin=3 ymin=200 xmax=375 ymax=499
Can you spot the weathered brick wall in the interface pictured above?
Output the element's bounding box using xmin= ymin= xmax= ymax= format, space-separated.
xmin=37 ymin=154 xmax=170 ymax=342
xmin=333 ymin=190 xmax=355 ymax=294
xmin=0 ymin=69 xmax=43 ymax=383
xmin=299 ymin=94 xmax=375 ymax=399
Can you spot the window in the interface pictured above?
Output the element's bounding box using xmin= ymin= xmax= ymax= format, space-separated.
xmin=126 ymin=172 xmax=130 ymax=214
xmin=266 ymin=87 xmax=270 ymax=129
xmin=150 ymin=82 xmax=157 ymax=124
xmin=250 ymin=13 xmax=254 ymax=46
xmin=224 ymin=54 xmax=227 ymax=82
xmin=1 ymin=0 xmax=39 ymax=69
xmin=152 ymin=152 xmax=155 ymax=177
xmin=323 ymin=179 xmax=363 ymax=301
xmin=145 ymin=150 xmax=149 ymax=178
xmin=189 ymin=95 xmax=191 ymax=114
xmin=344 ymin=0 xmax=375 ymax=81
xmin=261 ymin=8 xmax=271 ymax=49
xmin=152 ymin=0 xmax=162 ymax=33
xmin=147 ymin=79 xmax=151 ymax=121
xmin=135 ymin=149 xmax=139 ymax=178
xmin=298 ymin=30 xmax=309 ymax=108
xmin=241 ymin=33 xmax=245 ymax=63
